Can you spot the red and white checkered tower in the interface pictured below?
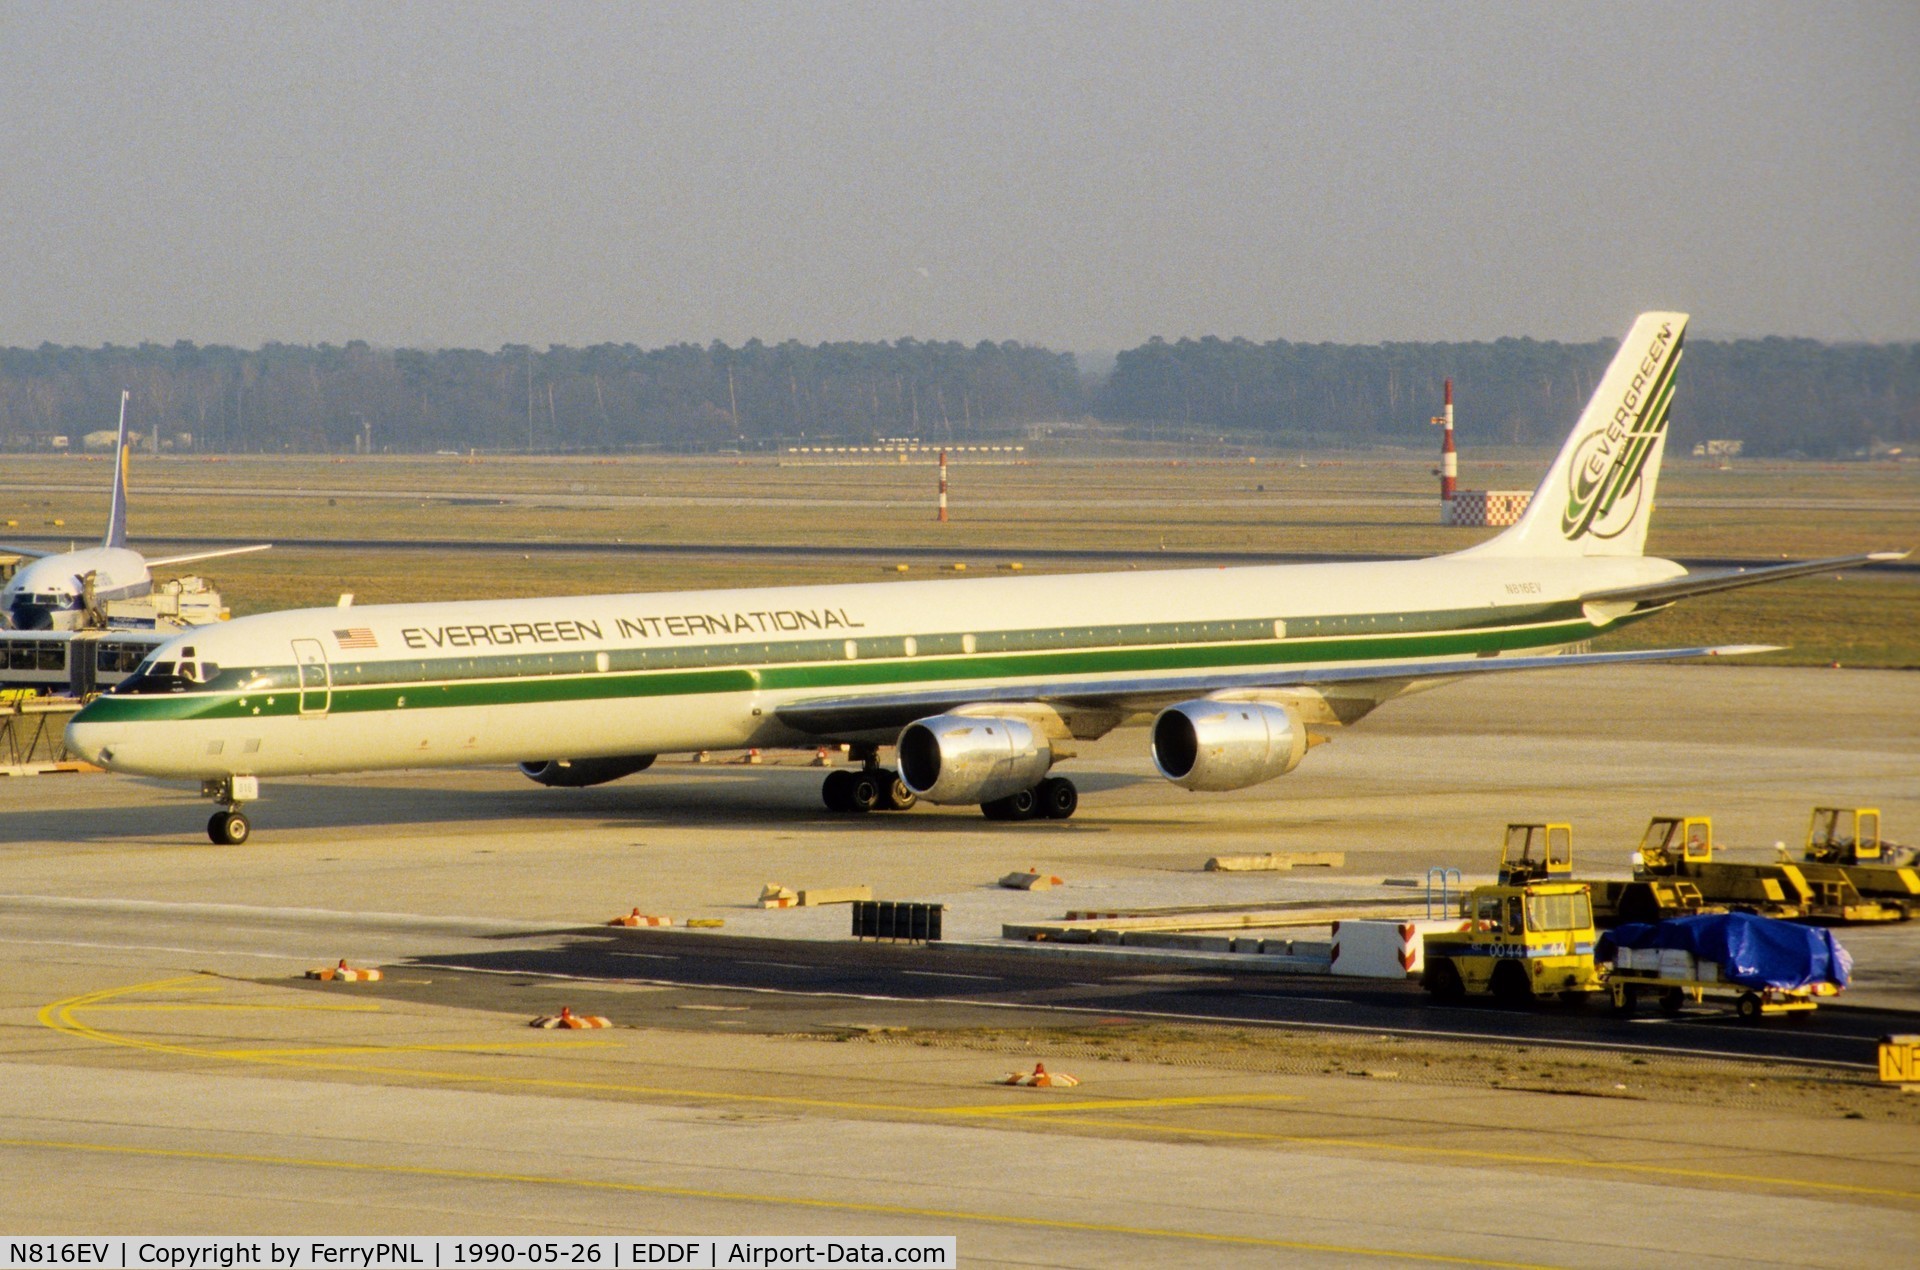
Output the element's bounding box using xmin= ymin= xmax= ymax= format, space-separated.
xmin=1431 ymin=378 xmax=1457 ymax=522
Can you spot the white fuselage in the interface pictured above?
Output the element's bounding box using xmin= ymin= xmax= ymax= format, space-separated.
xmin=65 ymin=549 xmax=1682 ymax=781
xmin=1 ymin=547 xmax=152 ymax=630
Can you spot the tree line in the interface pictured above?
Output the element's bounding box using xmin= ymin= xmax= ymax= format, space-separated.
xmin=1098 ymin=335 xmax=1920 ymax=455
xmin=0 ymin=339 xmax=1082 ymax=455
xmin=1 ymin=333 xmax=1913 ymax=456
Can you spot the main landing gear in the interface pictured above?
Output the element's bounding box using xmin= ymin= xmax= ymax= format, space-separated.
xmin=820 ymin=769 xmax=1079 ymax=820
xmin=982 ymin=776 xmax=1077 ymax=821
xmin=202 ymin=776 xmax=258 ymax=845
xmin=821 ymin=766 xmax=917 ymax=814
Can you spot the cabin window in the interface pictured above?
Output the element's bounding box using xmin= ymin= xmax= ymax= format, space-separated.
xmin=1272 ymin=619 xmax=1287 ymax=639
xmin=962 ymin=634 xmax=977 ymax=654
xmin=843 ymin=639 xmax=858 ymax=660
xmin=902 ymin=637 xmax=917 ymax=658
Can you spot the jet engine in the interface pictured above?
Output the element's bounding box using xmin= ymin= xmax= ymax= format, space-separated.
xmin=1150 ymin=700 xmax=1306 ymax=792
xmin=896 ymin=714 xmax=1052 ymax=805
xmin=518 ymin=755 xmax=657 ymax=787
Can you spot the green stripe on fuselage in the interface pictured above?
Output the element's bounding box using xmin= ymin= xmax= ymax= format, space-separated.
xmin=74 ymin=605 xmax=1636 ymax=725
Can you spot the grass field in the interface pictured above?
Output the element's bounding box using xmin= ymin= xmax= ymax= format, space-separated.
xmin=3 ymin=449 xmax=1915 ymax=666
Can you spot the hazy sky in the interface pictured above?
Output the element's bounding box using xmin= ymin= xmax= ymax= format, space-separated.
xmin=3 ymin=1 xmax=1915 ymax=350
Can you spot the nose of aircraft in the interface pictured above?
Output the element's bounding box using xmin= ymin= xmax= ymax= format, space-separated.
xmin=63 ymin=713 xmax=118 ymax=768
xmin=4 ymin=596 xmax=45 ymax=631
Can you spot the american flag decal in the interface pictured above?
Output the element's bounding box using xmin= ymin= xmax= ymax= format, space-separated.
xmin=334 ymin=627 xmax=378 ymax=650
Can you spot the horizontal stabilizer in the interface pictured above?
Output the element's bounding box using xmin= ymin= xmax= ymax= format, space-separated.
xmin=146 ymin=543 xmax=274 ymax=568
xmin=777 ymin=644 xmax=1775 ymax=737
xmin=0 ymin=543 xmax=51 ymax=560
xmin=1578 ymin=550 xmax=1909 ymax=607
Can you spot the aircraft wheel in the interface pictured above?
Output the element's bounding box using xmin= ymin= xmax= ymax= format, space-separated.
xmin=845 ymin=771 xmax=882 ymax=814
xmin=982 ymin=790 xmax=1038 ymax=821
xmin=1037 ymin=776 xmax=1078 ymax=820
xmin=208 ymin=810 xmax=251 ymax=846
xmin=822 ymin=769 xmax=855 ymax=812
xmin=879 ymin=771 xmax=917 ymax=811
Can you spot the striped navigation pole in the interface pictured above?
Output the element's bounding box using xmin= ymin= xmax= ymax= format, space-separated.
xmin=1431 ymin=378 xmax=1457 ymax=522
xmin=936 ymin=448 xmax=949 ymax=522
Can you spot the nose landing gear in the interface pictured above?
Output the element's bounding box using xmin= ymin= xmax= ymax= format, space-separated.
xmin=202 ymin=775 xmax=258 ymax=844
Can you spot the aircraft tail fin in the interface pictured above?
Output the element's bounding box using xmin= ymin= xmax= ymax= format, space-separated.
xmin=103 ymin=390 xmax=131 ymax=550
xmin=1464 ymin=312 xmax=1687 ymax=559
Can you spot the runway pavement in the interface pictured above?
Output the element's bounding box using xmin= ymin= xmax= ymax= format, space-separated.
xmin=2 ymin=665 xmax=1917 ymax=1262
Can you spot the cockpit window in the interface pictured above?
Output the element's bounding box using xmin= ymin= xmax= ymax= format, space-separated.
xmin=110 ymin=657 xmax=262 ymax=694
xmin=113 ymin=660 xmax=189 ymax=694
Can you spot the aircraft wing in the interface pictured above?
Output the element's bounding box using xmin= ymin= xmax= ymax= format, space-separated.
xmin=775 ymin=643 xmax=1775 ymax=737
xmin=146 ymin=544 xmax=273 ymax=567
xmin=0 ymin=543 xmax=51 ymax=559
xmin=1577 ymin=550 xmax=1908 ymax=607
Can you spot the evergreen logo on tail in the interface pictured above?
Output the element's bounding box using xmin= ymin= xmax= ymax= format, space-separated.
xmin=1561 ymin=321 xmax=1683 ymax=541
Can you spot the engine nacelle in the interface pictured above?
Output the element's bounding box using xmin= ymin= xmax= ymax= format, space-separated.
xmin=518 ymin=755 xmax=657 ymax=788
xmin=896 ymin=714 xmax=1052 ymax=805
xmin=1151 ymin=700 xmax=1306 ymax=792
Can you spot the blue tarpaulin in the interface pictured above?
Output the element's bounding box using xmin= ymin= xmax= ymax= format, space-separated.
xmin=1596 ymin=912 xmax=1851 ymax=991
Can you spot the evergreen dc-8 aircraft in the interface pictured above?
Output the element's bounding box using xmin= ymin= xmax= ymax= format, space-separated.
xmin=66 ymin=312 xmax=1905 ymax=843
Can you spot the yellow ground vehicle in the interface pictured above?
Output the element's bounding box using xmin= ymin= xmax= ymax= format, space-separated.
xmin=1800 ymin=808 xmax=1920 ymax=907
xmin=1634 ymin=815 xmax=1906 ymax=925
xmin=1422 ymin=826 xmax=1606 ymax=1004
xmin=1497 ymin=820 xmax=1717 ymax=926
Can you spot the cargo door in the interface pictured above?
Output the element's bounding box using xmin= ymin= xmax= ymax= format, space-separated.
xmin=293 ymin=639 xmax=331 ymax=715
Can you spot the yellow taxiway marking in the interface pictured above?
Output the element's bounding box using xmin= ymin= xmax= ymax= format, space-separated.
xmin=38 ymin=976 xmax=1920 ymax=1205
xmin=929 ymin=1092 xmax=1301 ymax=1115
xmin=1042 ymin=1116 xmax=1920 ymax=1203
xmin=80 ymin=1002 xmax=384 ymax=1013
xmin=39 ymin=977 xmax=958 ymax=1114
xmin=211 ymin=1040 xmax=617 ymax=1058
xmin=0 ymin=1137 xmax=1546 ymax=1269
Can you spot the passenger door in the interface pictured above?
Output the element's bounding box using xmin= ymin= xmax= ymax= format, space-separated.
xmin=293 ymin=639 xmax=331 ymax=716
